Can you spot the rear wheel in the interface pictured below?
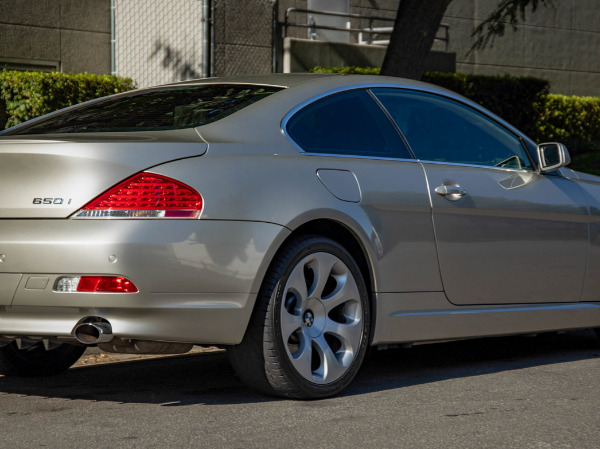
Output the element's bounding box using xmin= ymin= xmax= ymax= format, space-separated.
xmin=0 ymin=341 xmax=85 ymax=376
xmin=229 ymin=235 xmax=370 ymax=398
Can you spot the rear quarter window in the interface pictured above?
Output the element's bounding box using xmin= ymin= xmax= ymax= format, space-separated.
xmin=285 ymin=89 xmax=411 ymax=159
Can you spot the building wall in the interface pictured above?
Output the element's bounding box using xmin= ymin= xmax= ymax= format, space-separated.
xmin=2 ymin=0 xmax=599 ymax=95
xmin=114 ymin=0 xmax=207 ymax=87
xmin=0 ymin=0 xmax=111 ymax=74
xmin=212 ymin=0 xmax=274 ymax=76
xmin=281 ymin=0 xmax=600 ymax=96
xmin=442 ymin=0 xmax=600 ymax=96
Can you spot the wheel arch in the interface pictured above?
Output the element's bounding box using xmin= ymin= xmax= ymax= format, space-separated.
xmin=245 ymin=217 xmax=378 ymax=346
xmin=288 ymin=219 xmax=374 ymax=297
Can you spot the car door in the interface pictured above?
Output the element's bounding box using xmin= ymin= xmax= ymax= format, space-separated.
xmin=284 ymin=88 xmax=443 ymax=294
xmin=372 ymin=88 xmax=589 ymax=305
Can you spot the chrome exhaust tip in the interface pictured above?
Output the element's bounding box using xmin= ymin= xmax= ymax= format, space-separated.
xmin=73 ymin=320 xmax=113 ymax=345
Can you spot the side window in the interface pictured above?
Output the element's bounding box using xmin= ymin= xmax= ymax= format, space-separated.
xmin=286 ymin=89 xmax=411 ymax=159
xmin=371 ymin=88 xmax=533 ymax=170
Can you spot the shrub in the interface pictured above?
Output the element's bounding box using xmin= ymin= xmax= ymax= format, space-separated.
xmin=534 ymin=94 xmax=600 ymax=175
xmin=535 ymin=94 xmax=600 ymax=149
xmin=0 ymin=70 xmax=136 ymax=129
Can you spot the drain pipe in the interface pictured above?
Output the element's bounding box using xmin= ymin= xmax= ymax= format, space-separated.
xmin=209 ymin=0 xmax=215 ymax=76
xmin=272 ymin=0 xmax=278 ymax=73
xmin=110 ymin=0 xmax=116 ymax=75
xmin=202 ymin=0 xmax=211 ymax=78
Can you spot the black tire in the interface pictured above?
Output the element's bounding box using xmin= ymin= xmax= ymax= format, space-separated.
xmin=0 ymin=341 xmax=86 ymax=377
xmin=229 ymin=235 xmax=371 ymax=399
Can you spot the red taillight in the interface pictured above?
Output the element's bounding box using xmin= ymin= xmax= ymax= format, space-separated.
xmin=73 ymin=173 xmax=203 ymax=219
xmin=76 ymin=276 xmax=138 ymax=293
xmin=55 ymin=276 xmax=139 ymax=293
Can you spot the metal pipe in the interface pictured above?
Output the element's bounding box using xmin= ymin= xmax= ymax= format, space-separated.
xmin=73 ymin=320 xmax=113 ymax=345
xmin=202 ymin=0 xmax=210 ymax=78
xmin=283 ymin=7 xmax=449 ymax=49
xmin=272 ymin=0 xmax=278 ymax=73
xmin=110 ymin=0 xmax=116 ymax=75
xmin=210 ymin=0 xmax=215 ymax=77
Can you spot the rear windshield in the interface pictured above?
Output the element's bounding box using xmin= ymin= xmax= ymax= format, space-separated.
xmin=8 ymin=84 xmax=283 ymax=135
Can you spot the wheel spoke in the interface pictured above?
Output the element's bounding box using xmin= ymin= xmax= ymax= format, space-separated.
xmin=313 ymin=334 xmax=347 ymax=381
xmin=322 ymin=271 xmax=360 ymax=312
xmin=309 ymin=253 xmax=338 ymax=299
xmin=288 ymin=331 xmax=313 ymax=380
xmin=285 ymin=263 xmax=309 ymax=306
xmin=280 ymin=308 xmax=302 ymax=341
xmin=324 ymin=319 xmax=361 ymax=353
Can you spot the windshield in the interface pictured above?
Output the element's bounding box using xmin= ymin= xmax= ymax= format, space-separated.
xmin=7 ymin=84 xmax=283 ymax=135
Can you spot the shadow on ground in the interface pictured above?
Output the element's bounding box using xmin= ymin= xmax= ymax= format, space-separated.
xmin=0 ymin=330 xmax=598 ymax=406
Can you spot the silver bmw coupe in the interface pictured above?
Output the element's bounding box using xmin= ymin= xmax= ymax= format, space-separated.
xmin=1 ymin=74 xmax=599 ymax=398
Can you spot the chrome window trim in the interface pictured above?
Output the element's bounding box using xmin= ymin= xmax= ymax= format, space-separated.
xmin=369 ymin=87 xmax=537 ymax=171
xmin=280 ymin=82 xmax=541 ymax=169
xmin=416 ymin=159 xmax=534 ymax=174
xmin=299 ymin=151 xmax=534 ymax=174
xmin=367 ymin=88 xmax=417 ymax=160
xmin=299 ymin=152 xmax=419 ymax=164
xmin=281 ymin=86 xmax=411 ymax=160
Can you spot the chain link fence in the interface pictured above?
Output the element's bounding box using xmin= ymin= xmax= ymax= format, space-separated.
xmin=115 ymin=0 xmax=207 ymax=88
xmin=115 ymin=0 xmax=276 ymax=84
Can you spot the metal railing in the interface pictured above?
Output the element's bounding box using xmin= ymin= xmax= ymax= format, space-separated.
xmin=284 ymin=8 xmax=450 ymax=52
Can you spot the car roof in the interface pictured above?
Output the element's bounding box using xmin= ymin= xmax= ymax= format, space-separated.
xmin=1 ymin=73 xmax=529 ymax=148
xmin=187 ymin=73 xmax=534 ymax=151
xmin=164 ymin=73 xmax=334 ymax=88
xmin=161 ymin=72 xmax=452 ymax=94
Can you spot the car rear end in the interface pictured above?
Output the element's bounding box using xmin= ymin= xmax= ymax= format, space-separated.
xmin=0 ymin=82 xmax=289 ymax=361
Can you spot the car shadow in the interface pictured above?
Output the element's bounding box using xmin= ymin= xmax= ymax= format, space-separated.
xmin=350 ymin=329 xmax=600 ymax=396
xmin=0 ymin=330 xmax=598 ymax=405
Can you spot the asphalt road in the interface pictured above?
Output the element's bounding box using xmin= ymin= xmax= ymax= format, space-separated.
xmin=1 ymin=330 xmax=599 ymax=448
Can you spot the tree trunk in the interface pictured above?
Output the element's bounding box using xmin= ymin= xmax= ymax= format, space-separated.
xmin=380 ymin=0 xmax=453 ymax=79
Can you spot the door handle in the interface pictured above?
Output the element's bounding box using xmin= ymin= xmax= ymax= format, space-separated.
xmin=434 ymin=184 xmax=467 ymax=200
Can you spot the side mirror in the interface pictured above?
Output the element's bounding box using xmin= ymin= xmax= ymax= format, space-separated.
xmin=537 ymin=142 xmax=571 ymax=173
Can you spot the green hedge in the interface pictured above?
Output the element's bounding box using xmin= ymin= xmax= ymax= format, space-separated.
xmin=535 ymin=94 xmax=600 ymax=148
xmin=0 ymin=70 xmax=136 ymax=129
xmin=535 ymin=94 xmax=600 ymax=175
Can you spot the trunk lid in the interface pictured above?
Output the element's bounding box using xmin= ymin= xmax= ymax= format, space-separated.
xmin=0 ymin=131 xmax=207 ymax=218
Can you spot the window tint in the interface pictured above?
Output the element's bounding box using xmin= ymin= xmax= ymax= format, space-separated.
xmin=286 ymin=89 xmax=411 ymax=159
xmin=372 ymin=89 xmax=533 ymax=170
xmin=10 ymin=84 xmax=283 ymax=135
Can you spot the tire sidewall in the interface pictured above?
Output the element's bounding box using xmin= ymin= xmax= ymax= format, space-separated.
xmin=265 ymin=236 xmax=371 ymax=398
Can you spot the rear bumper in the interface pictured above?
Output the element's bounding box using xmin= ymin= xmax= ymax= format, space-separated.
xmin=0 ymin=219 xmax=289 ymax=344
